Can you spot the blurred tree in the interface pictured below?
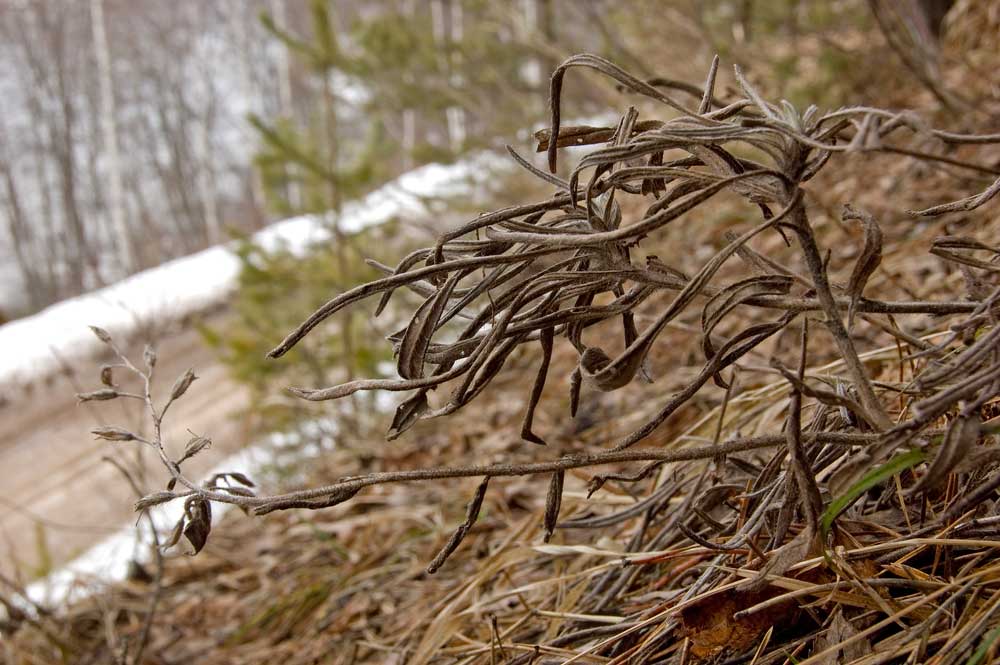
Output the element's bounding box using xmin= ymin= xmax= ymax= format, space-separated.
xmin=201 ymin=226 xmax=392 ymax=435
xmin=252 ymin=0 xmax=397 ymax=392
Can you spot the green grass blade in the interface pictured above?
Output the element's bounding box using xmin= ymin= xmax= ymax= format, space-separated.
xmin=966 ymin=625 xmax=1000 ymax=665
xmin=820 ymin=449 xmax=926 ymax=538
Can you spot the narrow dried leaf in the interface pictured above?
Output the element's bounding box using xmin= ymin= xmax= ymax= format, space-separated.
xmin=427 ymin=476 xmax=490 ymax=574
xmin=397 ymin=273 xmax=461 ymax=380
xmin=224 ymin=472 xmax=255 ymax=488
xmin=909 ymin=412 xmax=980 ymax=495
xmin=387 ymin=391 xmax=430 ymax=440
xmin=161 ymin=517 xmax=185 ymax=551
xmin=842 ymin=204 xmax=883 ymax=327
xmin=520 ymin=327 xmax=554 ymax=445
xmin=909 ymin=175 xmax=1000 ymax=216
xmin=543 ymin=470 xmax=565 ymax=542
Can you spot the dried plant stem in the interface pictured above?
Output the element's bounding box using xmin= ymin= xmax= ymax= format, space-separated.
xmin=788 ymin=201 xmax=892 ymax=430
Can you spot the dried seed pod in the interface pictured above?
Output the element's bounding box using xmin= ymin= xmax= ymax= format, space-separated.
xmin=170 ymin=369 xmax=198 ymax=401
xmin=92 ymin=426 xmax=136 ymax=442
xmin=77 ymin=389 xmax=119 ymax=402
xmin=134 ymin=491 xmax=177 ymax=512
xmin=143 ymin=344 xmax=157 ymax=369
xmin=89 ymin=326 xmax=113 ymax=344
xmin=179 ymin=434 xmax=212 ymax=463
xmin=99 ymin=365 xmax=115 ymax=387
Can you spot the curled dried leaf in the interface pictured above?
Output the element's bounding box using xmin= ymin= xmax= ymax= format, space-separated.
xmin=182 ymin=496 xmax=212 ymax=555
xmin=842 ymin=204 xmax=883 ymax=328
xmin=909 ymin=412 xmax=981 ymax=495
xmin=521 ymin=327 xmax=554 ymax=445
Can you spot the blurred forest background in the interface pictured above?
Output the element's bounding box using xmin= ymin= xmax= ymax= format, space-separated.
xmin=3 ymin=0 xmax=985 ymax=319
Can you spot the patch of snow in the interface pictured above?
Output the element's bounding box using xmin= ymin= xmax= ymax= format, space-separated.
xmin=0 ymin=152 xmax=507 ymax=395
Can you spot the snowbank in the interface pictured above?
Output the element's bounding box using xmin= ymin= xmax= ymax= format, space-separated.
xmin=0 ymin=152 xmax=504 ymax=393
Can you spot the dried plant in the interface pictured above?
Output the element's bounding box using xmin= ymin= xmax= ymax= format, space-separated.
xmin=72 ymin=53 xmax=1000 ymax=663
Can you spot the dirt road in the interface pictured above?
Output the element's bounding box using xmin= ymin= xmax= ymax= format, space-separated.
xmin=0 ymin=314 xmax=251 ymax=582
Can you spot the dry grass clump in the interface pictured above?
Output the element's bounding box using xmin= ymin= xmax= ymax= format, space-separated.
xmin=7 ymin=53 xmax=1000 ymax=664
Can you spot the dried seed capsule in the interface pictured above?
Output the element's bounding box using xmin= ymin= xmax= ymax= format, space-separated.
xmin=143 ymin=345 xmax=157 ymax=369
xmin=179 ymin=434 xmax=211 ymax=463
xmin=89 ymin=326 xmax=113 ymax=344
xmin=77 ymin=389 xmax=119 ymax=402
xmin=134 ymin=491 xmax=177 ymax=512
xmin=92 ymin=426 xmax=137 ymax=442
xmin=170 ymin=369 xmax=198 ymax=400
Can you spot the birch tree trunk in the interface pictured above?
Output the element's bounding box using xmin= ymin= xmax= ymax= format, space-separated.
xmin=91 ymin=0 xmax=133 ymax=273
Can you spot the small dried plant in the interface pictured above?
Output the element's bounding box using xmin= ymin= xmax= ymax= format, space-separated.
xmin=83 ymin=55 xmax=1000 ymax=592
xmin=79 ymin=327 xmax=255 ymax=557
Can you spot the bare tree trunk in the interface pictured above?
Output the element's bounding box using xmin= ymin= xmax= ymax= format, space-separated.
xmin=196 ymin=113 xmax=221 ymax=244
xmin=402 ymin=108 xmax=416 ymax=169
xmin=268 ymin=0 xmax=300 ymax=210
xmin=28 ymin=125 xmax=60 ymax=300
xmin=446 ymin=0 xmax=467 ymax=151
xmin=0 ymin=123 xmax=49 ymax=310
xmin=91 ymin=0 xmax=133 ymax=274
